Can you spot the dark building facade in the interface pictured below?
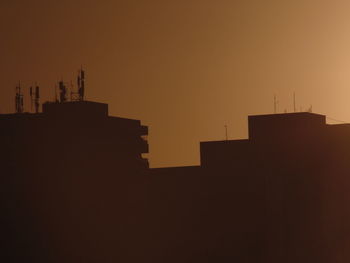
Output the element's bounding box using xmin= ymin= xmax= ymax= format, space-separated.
xmin=1 ymin=100 xmax=148 ymax=175
xmin=151 ymin=112 xmax=350 ymax=263
xmin=0 ymin=101 xmax=149 ymax=263
xmin=1 ymin=103 xmax=350 ymax=263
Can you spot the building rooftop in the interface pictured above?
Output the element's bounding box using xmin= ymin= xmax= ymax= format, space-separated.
xmin=42 ymin=101 xmax=109 ymax=117
xmin=248 ymin=112 xmax=326 ymax=140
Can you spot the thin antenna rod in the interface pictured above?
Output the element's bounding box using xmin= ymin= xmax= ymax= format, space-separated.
xmin=30 ymin=86 xmax=33 ymax=112
xmin=35 ymin=85 xmax=40 ymax=113
xmin=274 ymin=95 xmax=277 ymax=114
xmin=224 ymin=125 xmax=228 ymax=141
xmin=58 ymin=80 xmax=67 ymax=103
xmin=15 ymin=82 xmax=24 ymax=113
xmin=70 ymin=80 xmax=74 ymax=101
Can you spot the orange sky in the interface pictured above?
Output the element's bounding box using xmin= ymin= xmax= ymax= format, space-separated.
xmin=1 ymin=0 xmax=350 ymax=167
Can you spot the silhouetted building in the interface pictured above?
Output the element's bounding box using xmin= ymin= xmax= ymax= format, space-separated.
xmin=201 ymin=112 xmax=326 ymax=171
xmin=0 ymin=100 xmax=148 ymax=175
xmin=2 ymin=105 xmax=350 ymax=263
xmin=0 ymin=100 xmax=149 ymax=263
xmin=151 ymin=112 xmax=350 ymax=263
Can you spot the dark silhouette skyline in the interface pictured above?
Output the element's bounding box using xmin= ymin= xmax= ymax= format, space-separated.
xmin=3 ymin=1 xmax=350 ymax=262
xmin=1 ymin=97 xmax=350 ymax=262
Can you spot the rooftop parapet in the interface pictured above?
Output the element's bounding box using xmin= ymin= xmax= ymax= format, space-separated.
xmin=42 ymin=101 xmax=108 ymax=118
xmin=248 ymin=112 xmax=326 ymax=140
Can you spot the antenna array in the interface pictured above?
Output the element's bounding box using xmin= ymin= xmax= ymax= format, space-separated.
xmin=12 ymin=68 xmax=86 ymax=112
xmin=71 ymin=68 xmax=86 ymax=102
xmin=59 ymin=80 xmax=67 ymax=103
xmin=30 ymin=85 xmax=40 ymax=113
xmin=15 ymin=83 xmax=24 ymax=113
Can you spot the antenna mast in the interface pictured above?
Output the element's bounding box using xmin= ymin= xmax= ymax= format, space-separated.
xmin=29 ymin=84 xmax=40 ymax=113
xmin=71 ymin=67 xmax=86 ymax=101
xmin=78 ymin=67 xmax=85 ymax=101
xmin=30 ymin=86 xmax=33 ymax=111
xmin=58 ymin=80 xmax=67 ymax=103
xmin=15 ymin=83 xmax=24 ymax=113
xmin=35 ymin=85 xmax=40 ymax=113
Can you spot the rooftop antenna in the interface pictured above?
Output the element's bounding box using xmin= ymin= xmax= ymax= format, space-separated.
xmin=15 ymin=82 xmax=24 ymax=113
xmin=58 ymin=80 xmax=67 ymax=103
xmin=29 ymin=83 xmax=40 ymax=113
xmin=30 ymin=86 xmax=33 ymax=111
xmin=71 ymin=67 xmax=85 ymax=101
xmin=35 ymin=85 xmax=40 ymax=113
xmin=78 ymin=67 xmax=85 ymax=101
xmin=224 ymin=124 xmax=228 ymax=141
xmin=70 ymin=80 xmax=74 ymax=101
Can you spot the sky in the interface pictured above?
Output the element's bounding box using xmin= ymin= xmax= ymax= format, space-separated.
xmin=1 ymin=0 xmax=350 ymax=167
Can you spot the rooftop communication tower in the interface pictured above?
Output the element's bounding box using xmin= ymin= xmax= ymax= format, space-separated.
xmin=59 ymin=80 xmax=67 ymax=103
xmin=30 ymin=85 xmax=40 ymax=113
xmin=78 ymin=68 xmax=85 ymax=101
xmin=15 ymin=83 xmax=24 ymax=113
xmin=71 ymin=68 xmax=86 ymax=101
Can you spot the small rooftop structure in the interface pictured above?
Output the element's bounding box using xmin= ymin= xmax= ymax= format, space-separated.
xmin=200 ymin=112 xmax=328 ymax=169
xmin=248 ymin=112 xmax=326 ymax=140
xmin=42 ymin=101 xmax=108 ymax=118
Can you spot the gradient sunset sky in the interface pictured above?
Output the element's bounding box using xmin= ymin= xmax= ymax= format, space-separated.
xmin=1 ymin=0 xmax=350 ymax=167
